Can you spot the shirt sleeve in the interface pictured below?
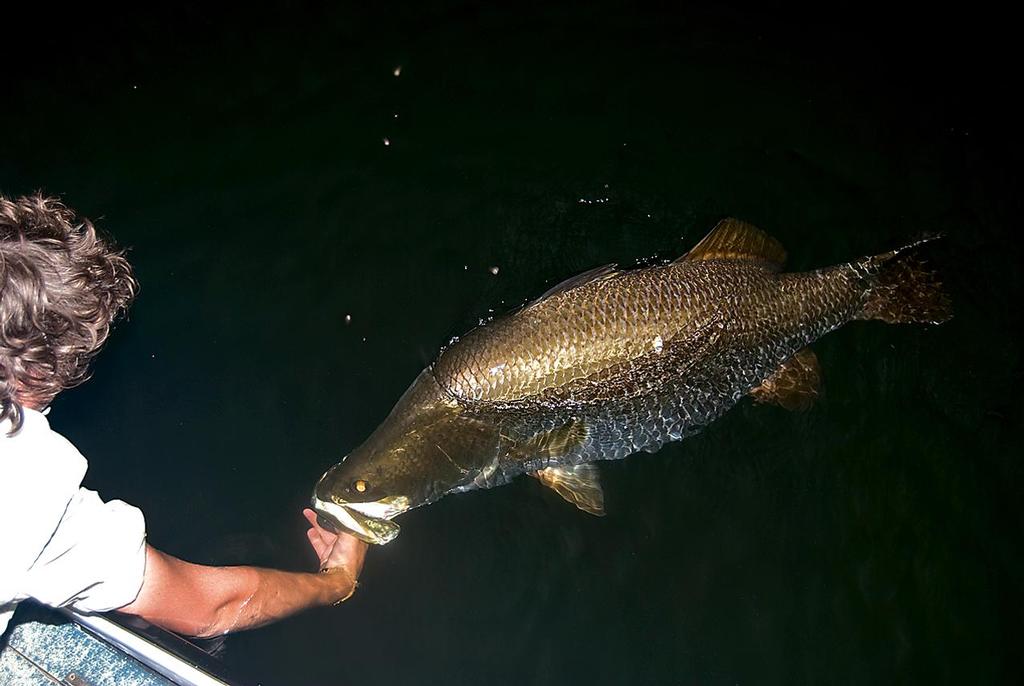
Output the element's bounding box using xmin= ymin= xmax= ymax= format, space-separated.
xmin=22 ymin=488 xmax=148 ymax=614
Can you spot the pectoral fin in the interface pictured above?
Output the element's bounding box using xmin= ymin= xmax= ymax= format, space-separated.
xmin=749 ymin=347 xmax=822 ymax=411
xmin=533 ymin=463 xmax=606 ymax=516
xmin=516 ymin=420 xmax=589 ymax=460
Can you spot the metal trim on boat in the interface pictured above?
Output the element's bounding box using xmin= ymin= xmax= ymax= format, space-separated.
xmin=60 ymin=608 xmax=235 ymax=686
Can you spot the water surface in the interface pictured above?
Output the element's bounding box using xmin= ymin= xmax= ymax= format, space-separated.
xmin=2 ymin=4 xmax=1020 ymax=684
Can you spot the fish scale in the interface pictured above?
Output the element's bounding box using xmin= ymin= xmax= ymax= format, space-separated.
xmin=439 ymin=258 xmax=865 ymax=487
xmin=312 ymin=219 xmax=951 ymax=544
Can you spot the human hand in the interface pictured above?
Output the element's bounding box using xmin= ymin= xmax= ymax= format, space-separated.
xmin=302 ymin=508 xmax=368 ymax=577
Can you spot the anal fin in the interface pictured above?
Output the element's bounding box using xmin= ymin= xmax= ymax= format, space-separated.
xmin=532 ymin=463 xmax=605 ymax=516
xmin=750 ymin=347 xmax=822 ymax=411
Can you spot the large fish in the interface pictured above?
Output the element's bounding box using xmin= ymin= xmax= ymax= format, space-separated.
xmin=312 ymin=219 xmax=950 ymax=544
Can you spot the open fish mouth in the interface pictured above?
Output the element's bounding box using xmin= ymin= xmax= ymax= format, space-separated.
xmin=310 ymin=494 xmax=410 ymax=545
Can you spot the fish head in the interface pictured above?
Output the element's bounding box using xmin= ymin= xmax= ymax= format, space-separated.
xmin=311 ymin=434 xmax=454 ymax=545
xmin=311 ymin=458 xmax=413 ymax=545
xmin=312 ymin=370 xmax=498 ymax=545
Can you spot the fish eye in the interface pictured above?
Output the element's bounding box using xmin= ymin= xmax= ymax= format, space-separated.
xmin=353 ymin=479 xmax=368 ymax=493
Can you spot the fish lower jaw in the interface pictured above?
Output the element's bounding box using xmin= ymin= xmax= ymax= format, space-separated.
xmin=311 ymin=496 xmax=405 ymax=545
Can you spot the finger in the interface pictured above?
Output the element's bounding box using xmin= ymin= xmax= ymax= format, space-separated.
xmin=307 ymin=527 xmax=321 ymax=549
xmin=306 ymin=530 xmax=323 ymax=556
xmin=304 ymin=508 xmax=340 ymax=542
xmin=303 ymin=512 xmax=333 ymax=559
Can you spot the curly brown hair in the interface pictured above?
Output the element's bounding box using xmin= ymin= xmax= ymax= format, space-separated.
xmin=1 ymin=194 xmax=138 ymax=433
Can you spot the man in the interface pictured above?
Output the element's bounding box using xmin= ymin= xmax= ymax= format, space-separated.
xmin=1 ymin=193 xmax=366 ymax=639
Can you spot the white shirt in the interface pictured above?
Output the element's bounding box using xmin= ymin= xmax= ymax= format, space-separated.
xmin=0 ymin=408 xmax=147 ymax=637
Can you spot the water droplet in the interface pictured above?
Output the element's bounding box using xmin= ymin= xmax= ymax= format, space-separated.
xmin=489 ymin=266 xmax=500 ymax=275
xmin=393 ymin=65 xmax=402 ymax=77
xmin=344 ymin=314 xmax=352 ymax=324
xmin=383 ymin=137 xmax=391 ymax=146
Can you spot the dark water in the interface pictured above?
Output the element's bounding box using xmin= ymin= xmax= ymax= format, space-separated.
xmin=3 ymin=3 xmax=1021 ymax=684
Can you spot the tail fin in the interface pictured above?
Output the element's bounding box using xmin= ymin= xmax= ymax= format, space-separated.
xmin=855 ymin=237 xmax=952 ymax=324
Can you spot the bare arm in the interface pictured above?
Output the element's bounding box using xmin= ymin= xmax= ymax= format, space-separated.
xmin=118 ymin=510 xmax=367 ymax=638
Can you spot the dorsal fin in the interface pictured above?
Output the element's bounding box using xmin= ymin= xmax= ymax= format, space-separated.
xmin=524 ymin=263 xmax=618 ymax=310
xmin=675 ymin=218 xmax=787 ymax=270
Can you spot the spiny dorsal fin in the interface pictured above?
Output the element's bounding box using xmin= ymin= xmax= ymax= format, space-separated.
xmin=525 ymin=264 xmax=618 ymax=310
xmin=532 ymin=463 xmax=605 ymax=516
xmin=676 ymin=218 xmax=787 ymax=270
xmin=749 ymin=347 xmax=821 ymax=411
